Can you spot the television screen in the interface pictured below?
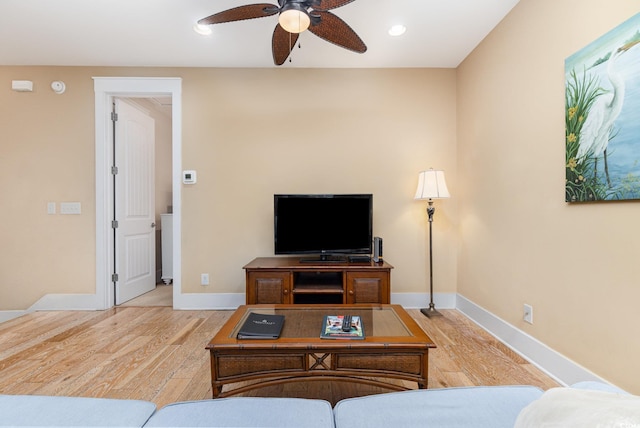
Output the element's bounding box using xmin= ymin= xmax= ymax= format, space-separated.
xmin=274 ymin=194 xmax=373 ymax=257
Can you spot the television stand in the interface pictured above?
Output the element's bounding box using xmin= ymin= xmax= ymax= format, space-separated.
xmin=244 ymin=257 xmax=392 ymax=305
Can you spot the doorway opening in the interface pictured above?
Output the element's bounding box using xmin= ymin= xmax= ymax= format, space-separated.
xmin=114 ymin=97 xmax=173 ymax=306
xmin=94 ymin=77 xmax=182 ymax=310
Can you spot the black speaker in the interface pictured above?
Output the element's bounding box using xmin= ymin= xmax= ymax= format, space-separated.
xmin=373 ymin=237 xmax=383 ymax=263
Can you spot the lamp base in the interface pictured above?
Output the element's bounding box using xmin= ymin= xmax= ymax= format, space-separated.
xmin=420 ymin=307 xmax=442 ymax=318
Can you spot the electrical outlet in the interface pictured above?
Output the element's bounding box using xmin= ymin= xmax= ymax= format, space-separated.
xmin=201 ymin=273 xmax=209 ymax=286
xmin=523 ymin=304 xmax=533 ymax=324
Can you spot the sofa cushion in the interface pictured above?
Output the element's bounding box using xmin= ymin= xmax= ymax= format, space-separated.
xmin=0 ymin=394 xmax=156 ymax=427
xmin=333 ymin=386 xmax=543 ymax=428
xmin=514 ymin=387 xmax=640 ymax=427
xmin=144 ymin=397 xmax=335 ymax=428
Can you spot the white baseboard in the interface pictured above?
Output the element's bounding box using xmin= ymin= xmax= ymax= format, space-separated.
xmin=28 ymin=293 xmax=102 ymax=311
xmin=455 ymin=294 xmax=610 ymax=387
xmin=173 ymin=292 xmax=244 ymax=310
xmin=174 ymin=292 xmax=459 ymax=311
xmin=0 ymin=293 xmax=103 ymax=324
xmin=0 ymin=311 xmax=26 ymax=323
xmin=176 ymin=292 xmax=459 ymax=310
xmin=391 ymin=292 xmax=456 ymax=310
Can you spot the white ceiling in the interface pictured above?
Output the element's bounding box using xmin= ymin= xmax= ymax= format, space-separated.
xmin=0 ymin=0 xmax=520 ymax=68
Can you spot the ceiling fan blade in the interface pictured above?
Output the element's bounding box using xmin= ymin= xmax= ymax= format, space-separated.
xmin=312 ymin=0 xmax=356 ymax=12
xmin=308 ymin=11 xmax=366 ymax=53
xmin=272 ymin=24 xmax=300 ymax=65
xmin=198 ymin=4 xmax=279 ymax=25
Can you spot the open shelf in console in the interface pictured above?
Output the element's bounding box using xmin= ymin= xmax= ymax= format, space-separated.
xmin=292 ymin=271 xmax=343 ymax=294
xmin=292 ymin=272 xmax=343 ymax=304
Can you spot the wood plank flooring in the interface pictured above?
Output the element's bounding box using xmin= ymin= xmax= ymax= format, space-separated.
xmin=0 ymin=307 xmax=559 ymax=408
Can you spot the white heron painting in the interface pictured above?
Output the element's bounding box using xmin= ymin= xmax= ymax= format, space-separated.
xmin=565 ymin=12 xmax=640 ymax=202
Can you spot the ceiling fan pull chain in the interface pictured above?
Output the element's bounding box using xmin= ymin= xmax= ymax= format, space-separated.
xmin=289 ymin=31 xmax=293 ymax=63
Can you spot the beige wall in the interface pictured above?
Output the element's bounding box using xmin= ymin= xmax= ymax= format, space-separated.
xmin=1 ymin=67 xmax=96 ymax=309
xmin=457 ymin=0 xmax=640 ymax=393
xmin=0 ymin=67 xmax=457 ymax=308
xmin=179 ymin=68 xmax=457 ymax=294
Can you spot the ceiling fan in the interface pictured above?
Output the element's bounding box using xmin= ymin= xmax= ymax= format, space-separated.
xmin=198 ymin=0 xmax=367 ymax=65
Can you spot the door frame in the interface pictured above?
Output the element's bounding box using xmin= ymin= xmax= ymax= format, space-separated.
xmin=94 ymin=77 xmax=182 ymax=310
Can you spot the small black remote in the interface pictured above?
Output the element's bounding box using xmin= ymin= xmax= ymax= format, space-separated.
xmin=342 ymin=315 xmax=352 ymax=332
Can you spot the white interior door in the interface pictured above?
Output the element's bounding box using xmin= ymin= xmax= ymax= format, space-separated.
xmin=114 ymin=99 xmax=156 ymax=305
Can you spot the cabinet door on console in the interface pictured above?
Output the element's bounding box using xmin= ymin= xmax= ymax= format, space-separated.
xmin=246 ymin=272 xmax=291 ymax=304
xmin=345 ymin=272 xmax=390 ymax=304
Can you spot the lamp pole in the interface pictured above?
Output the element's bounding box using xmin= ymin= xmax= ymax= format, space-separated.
xmin=420 ymin=200 xmax=440 ymax=317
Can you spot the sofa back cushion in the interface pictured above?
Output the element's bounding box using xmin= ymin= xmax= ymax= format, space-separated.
xmin=0 ymin=394 xmax=156 ymax=427
xmin=333 ymin=386 xmax=543 ymax=428
xmin=144 ymin=397 xmax=335 ymax=428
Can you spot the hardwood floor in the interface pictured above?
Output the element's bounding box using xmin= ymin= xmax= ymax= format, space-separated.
xmin=120 ymin=285 xmax=173 ymax=307
xmin=0 ymin=307 xmax=559 ymax=408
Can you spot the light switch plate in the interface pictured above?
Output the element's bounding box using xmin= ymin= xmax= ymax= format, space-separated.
xmin=12 ymin=80 xmax=33 ymax=92
xmin=60 ymin=202 xmax=81 ymax=215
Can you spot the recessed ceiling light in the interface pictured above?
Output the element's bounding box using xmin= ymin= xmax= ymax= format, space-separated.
xmin=388 ymin=24 xmax=406 ymax=36
xmin=193 ymin=23 xmax=212 ymax=36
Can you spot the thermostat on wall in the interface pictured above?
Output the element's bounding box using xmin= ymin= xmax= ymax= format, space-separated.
xmin=183 ymin=170 xmax=197 ymax=184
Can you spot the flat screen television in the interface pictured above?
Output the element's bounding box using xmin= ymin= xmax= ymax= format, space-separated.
xmin=274 ymin=194 xmax=373 ymax=260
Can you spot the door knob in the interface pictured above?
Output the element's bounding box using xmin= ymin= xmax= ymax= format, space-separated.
xmin=151 ymin=222 xmax=156 ymax=228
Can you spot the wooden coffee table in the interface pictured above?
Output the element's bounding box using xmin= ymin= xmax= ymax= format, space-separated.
xmin=206 ymin=304 xmax=436 ymax=398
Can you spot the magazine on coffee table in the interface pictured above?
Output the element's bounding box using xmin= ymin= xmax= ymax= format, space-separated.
xmin=237 ymin=312 xmax=285 ymax=339
xmin=320 ymin=315 xmax=364 ymax=339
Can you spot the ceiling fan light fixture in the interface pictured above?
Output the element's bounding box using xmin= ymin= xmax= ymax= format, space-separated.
xmin=388 ymin=24 xmax=407 ymax=36
xmin=193 ymin=23 xmax=212 ymax=36
xmin=279 ymin=4 xmax=311 ymax=33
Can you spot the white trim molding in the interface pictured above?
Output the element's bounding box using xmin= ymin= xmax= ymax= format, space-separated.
xmin=93 ymin=77 xmax=183 ymax=310
xmin=391 ymin=292 xmax=457 ymax=310
xmin=0 ymin=311 xmax=27 ymax=324
xmin=0 ymin=293 xmax=102 ymax=323
xmin=174 ymin=293 xmax=245 ymax=310
xmin=456 ymin=294 xmax=610 ymax=387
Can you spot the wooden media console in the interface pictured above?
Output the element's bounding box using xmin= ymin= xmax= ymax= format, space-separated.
xmin=244 ymin=257 xmax=393 ymax=305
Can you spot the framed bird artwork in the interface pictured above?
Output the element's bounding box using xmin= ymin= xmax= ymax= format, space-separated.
xmin=565 ymin=12 xmax=640 ymax=202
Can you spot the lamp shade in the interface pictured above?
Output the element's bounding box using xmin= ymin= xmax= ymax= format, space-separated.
xmin=414 ymin=169 xmax=450 ymax=200
xmin=279 ymin=5 xmax=310 ymax=33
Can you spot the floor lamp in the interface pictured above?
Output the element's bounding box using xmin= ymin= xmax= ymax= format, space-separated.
xmin=414 ymin=169 xmax=450 ymax=317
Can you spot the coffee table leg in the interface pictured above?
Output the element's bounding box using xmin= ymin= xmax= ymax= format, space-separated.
xmin=210 ymin=352 xmax=222 ymax=398
xmin=212 ymin=385 xmax=222 ymax=398
xmin=419 ymin=351 xmax=429 ymax=389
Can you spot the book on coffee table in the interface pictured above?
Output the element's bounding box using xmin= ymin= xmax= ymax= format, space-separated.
xmin=320 ymin=315 xmax=364 ymax=339
xmin=237 ymin=312 xmax=285 ymax=339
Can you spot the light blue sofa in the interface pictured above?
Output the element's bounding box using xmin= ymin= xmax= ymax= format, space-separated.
xmin=333 ymin=381 xmax=631 ymax=428
xmin=0 ymin=394 xmax=156 ymax=427
xmin=0 ymin=382 xmax=630 ymax=427
xmin=334 ymin=385 xmax=543 ymax=428
xmin=0 ymin=394 xmax=335 ymax=428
